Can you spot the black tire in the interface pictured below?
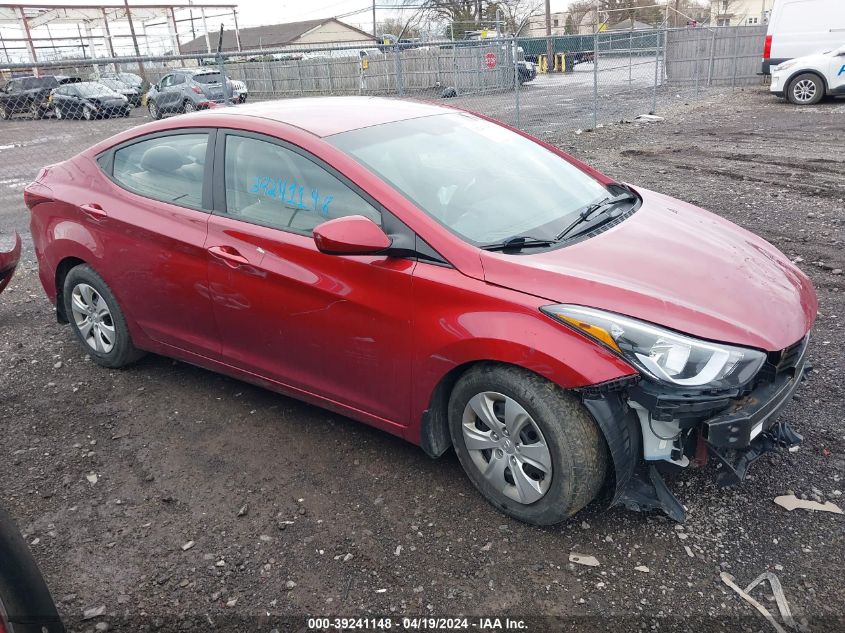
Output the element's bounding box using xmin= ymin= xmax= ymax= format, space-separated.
xmin=148 ymin=100 xmax=162 ymax=120
xmin=29 ymin=103 xmax=42 ymax=120
xmin=786 ymin=72 xmax=825 ymax=105
xmin=183 ymin=99 xmax=196 ymax=113
xmin=82 ymin=106 xmax=93 ymax=121
xmin=0 ymin=506 xmax=65 ymax=633
xmin=62 ymin=264 xmax=144 ymax=368
xmin=53 ymin=106 xmax=63 ymax=120
xmin=0 ymin=106 xmax=10 ymax=120
xmin=448 ymin=364 xmax=608 ymax=525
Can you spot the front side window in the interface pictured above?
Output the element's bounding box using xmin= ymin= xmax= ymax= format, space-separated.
xmin=223 ymin=134 xmax=380 ymax=235
xmin=328 ymin=113 xmax=610 ymax=245
xmin=112 ymin=133 xmax=208 ymax=209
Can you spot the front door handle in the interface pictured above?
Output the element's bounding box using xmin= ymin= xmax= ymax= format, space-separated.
xmin=80 ymin=203 xmax=107 ymax=220
xmin=208 ymin=245 xmax=249 ymax=268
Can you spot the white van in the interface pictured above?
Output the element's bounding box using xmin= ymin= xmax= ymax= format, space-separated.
xmin=762 ymin=0 xmax=845 ymax=73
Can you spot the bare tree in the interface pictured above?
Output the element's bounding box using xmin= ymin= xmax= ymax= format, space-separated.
xmin=493 ymin=0 xmax=545 ymax=35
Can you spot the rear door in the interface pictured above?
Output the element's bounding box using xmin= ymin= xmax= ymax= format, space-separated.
xmin=204 ymin=129 xmax=415 ymax=424
xmin=96 ymin=129 xmax=220 ymax=358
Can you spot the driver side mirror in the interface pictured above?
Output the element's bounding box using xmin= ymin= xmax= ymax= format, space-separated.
xmin=313 ymin=215 xmax=392 ymax=256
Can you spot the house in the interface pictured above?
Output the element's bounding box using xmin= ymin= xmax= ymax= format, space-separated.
xmin=525 ymin=11 xmax=596 ymax=36
xmin=711 ymin=0 xmax=775 ymax=26
xmin=181 ymin=17 xmax=376 ymax=54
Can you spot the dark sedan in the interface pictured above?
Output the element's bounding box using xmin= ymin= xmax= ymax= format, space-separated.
xmin=50 ymin=81 xmax=131 ymax=120
xmin=0 ymin=75 xmax=81 ymax=120
xmin=98 ymin=77 xmax=142 ymax=107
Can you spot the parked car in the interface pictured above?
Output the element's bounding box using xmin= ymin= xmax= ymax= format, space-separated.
xmin=230 ymin=79 xmax=248 ymax=103
xmin=24 ymin=97 xmax=816 ymax=525
xmin=0 ymin=232 xmax=20 ymax=295
xmin=0 ymin=504 xmax=64 ymax=633
xmin=98 ymin=77 xmax=142 ymax=107
xmin=770 ymin=44 xmax=845 ymax=104
xmin=50 ymin=81 xmax=130 ymax=120
xmin=0 ymin=75 xmax=81 ymax=120
xmin=145 ymin=68 xmax=232 ymax=119
xmin=99 ymin=71 xmax=150 ymax=95
xmin=762 ymin=0 xmax=845 ymax=73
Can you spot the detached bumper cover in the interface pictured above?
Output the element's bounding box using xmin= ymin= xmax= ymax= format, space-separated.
xmin=0 ymin=232 xmax=21 ymax=295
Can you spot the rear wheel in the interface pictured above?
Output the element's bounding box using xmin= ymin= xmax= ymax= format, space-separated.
xmin=787 ymin=73 xmax=824 ymax=105
xmin=53 ymin=106 xmax=63 ymax=120
xmin=29 ymin=103 xmax=42 ymax=120
xmin=63 ymin=264 xmax=144 ymax=368
xmin=183 ymin=100 xmax=197 ymax=113
xmin=82 ymin=106 xmax=93 ymax=120
xmin=448 ymin=364 xmax=608 ymax=525
xmin=0 ymin=106 xmax=10 ymax=120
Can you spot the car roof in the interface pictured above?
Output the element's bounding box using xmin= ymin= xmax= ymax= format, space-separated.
xmin=202 ymin=96 xmax=451 ymax=137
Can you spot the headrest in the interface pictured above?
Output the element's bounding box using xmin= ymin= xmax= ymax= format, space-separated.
xmin=140 ymin=145 xmax=187 ymax=173
xmin=189 ymin=143 xmax=206 ymax=165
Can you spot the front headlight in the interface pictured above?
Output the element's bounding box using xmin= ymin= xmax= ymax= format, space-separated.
xmin=542 ymin=305 xmax=766 ymax=390
xmin=774 ymin=60 xmax=797 ymax=72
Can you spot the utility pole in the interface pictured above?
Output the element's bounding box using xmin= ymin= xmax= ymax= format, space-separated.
xmin=545 ymin=0 xmax=553 ymax=73
xmin=372 ymin=0 xmax=377 ymax=37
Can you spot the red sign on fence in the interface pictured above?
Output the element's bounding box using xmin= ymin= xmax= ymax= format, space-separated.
xmin=484 ymin=52 xmax=497 ymax=69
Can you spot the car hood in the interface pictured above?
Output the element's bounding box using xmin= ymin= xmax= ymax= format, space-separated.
xmin=479 ymin=187 xmax=817 ymax=352
xmin=0 ymin=232 xmax=21 ymax=295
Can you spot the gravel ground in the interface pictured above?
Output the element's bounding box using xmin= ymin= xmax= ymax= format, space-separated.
xmin=0 ymin=88 xmax=844 ymax=633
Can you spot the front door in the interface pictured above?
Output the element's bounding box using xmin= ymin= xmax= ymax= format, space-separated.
xmin=204 ymin=130 xmax=414 ymax=425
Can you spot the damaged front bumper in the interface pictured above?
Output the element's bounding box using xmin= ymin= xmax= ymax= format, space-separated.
xmin=0 ymin=232 xmax=21 ymax=296
xmin=583 ymin=335 xmax=809 ymax=522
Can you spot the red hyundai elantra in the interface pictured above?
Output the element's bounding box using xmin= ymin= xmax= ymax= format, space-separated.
xmin=24 ymin=97 xmax=817 ymax=524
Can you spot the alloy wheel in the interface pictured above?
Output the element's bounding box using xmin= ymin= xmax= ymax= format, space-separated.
xmin=792 ymin=79 xmax=817 ymax=104
xmin=461 ymin=391 xmax=553 ymax=504
xmin=54 ymin=106 xmax=62 ymax=120
xmin=184 ymin=101 xmax=196 ymax=113
xmin=70 ymin=283 xmax=116 ymax=353
xmin=83 ymin=106 xmax=93 ymax=120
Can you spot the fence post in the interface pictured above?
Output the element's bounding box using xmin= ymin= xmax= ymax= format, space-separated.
xmin=327 ymin=59 xmax=333 ymax=95
xmin=513 ymin=37 xmax=520 ymax=130
xmin=593 ymin=32 xmax=598 ymax=129
xmin=694 ymin=29 xmax=700 ymax=96
xmin=731 ymin=27 xmax=739 ymax=89
xmin=395 ymin=44 xmax=404 ymax=96
xmin=652 ymin=28 xmax=660 ymax=114
xmin=297 ymin=60 xmax=304 ymax=96
xmin=628 ymin=30 xmax=633 ymax=86
xmin=217 ymin=53 xmax=230 ymax=106
xmin=707 ymin=30 xmax=716 ymax=86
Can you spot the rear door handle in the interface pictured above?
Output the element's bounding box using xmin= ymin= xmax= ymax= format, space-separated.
xmin=207 ymin=245 xmax=249 ymax=268
xmin=80 ymin=203 xmax=107 ymax=219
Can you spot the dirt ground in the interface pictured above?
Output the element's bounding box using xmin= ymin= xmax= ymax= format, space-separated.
xmin=1 ymin=88 xmax=843 ymax=633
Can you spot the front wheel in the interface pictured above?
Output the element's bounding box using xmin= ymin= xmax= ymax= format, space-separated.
xmin=53 ymin=106 xmax=63 ymax=120
xmin=63 ymin=264 xmax=144 ymax=368
xmin=82 ymin=106 xmax=93 ymax=120
xmin=148 ymin=100 xmax=161 ymax=120
xmin=183 ymin=100 xmax=197 ymax=113
xmin=448 ymin=364 xmax=608 ymax=525
xmin=787 ymin=73 xmax=824 ymax=105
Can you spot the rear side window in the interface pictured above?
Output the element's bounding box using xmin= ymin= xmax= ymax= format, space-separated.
xmin=223 ymin=134 xmax=380 ymax=235
xmin=112 ymin=133 xmax=208 ymax=209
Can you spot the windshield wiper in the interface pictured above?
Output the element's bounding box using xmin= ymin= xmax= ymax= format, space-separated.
xmin=556 ymin=191 xmax=638 ymax=241
xmin=481 ymin=235 xmax=556 ymax=252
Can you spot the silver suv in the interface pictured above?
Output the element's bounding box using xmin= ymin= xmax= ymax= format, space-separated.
xmin=146 ymin=68 xmax=232 ymax=119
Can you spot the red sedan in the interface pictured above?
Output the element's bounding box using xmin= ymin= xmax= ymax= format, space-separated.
xmin=24 ymin=98 xmax=817 ymax=524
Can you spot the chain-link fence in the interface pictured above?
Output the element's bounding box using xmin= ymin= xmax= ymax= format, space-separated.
xmin=0 ymin=25 xmax=768 ymax=152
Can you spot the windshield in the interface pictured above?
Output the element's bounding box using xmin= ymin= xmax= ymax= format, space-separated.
xmin=328 ymin=113 xmax=609 ymax=245
xmin=100 ymin=78 xmax=126 ymax=91
xmin=77 ymin=82 xmax=118 ymax=97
